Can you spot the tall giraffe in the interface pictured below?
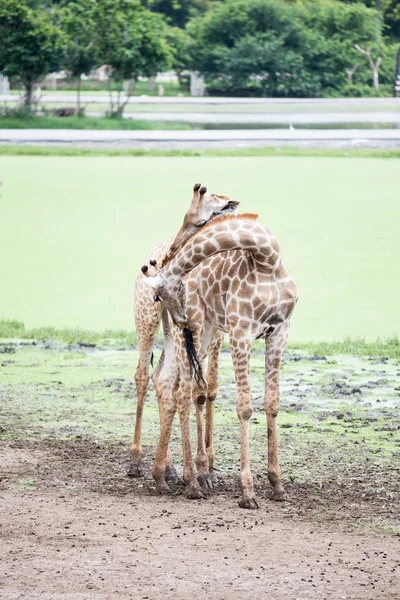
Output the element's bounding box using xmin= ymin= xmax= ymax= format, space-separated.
xmin=128 ymin=184 xmax=239 ymax=478
xmin=144 ymin=214 xmax=298 ymax=507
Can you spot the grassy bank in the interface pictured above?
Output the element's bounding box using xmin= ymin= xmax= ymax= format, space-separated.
xmin=1 ymin=145 xmax=400 ymax=158
xmin=0 ymin=115 xmax=191 ymax=130
xmin=1 ymin=320 xmax=399 ymax=358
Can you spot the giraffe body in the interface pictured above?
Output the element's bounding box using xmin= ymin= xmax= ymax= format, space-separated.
xmin=145 ymin=215 xmax=298 ymax=506
xmin=129 ymin=185 xmax=239 ymax=478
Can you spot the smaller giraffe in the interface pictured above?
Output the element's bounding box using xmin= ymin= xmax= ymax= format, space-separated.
xmin=144 ymin=214 xmax=298 ymax=507
xmin=129 ymin=184 xmax=239 ymax=478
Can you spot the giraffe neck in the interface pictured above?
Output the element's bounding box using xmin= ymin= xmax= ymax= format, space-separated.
xmin=163 ymin=216 xmax=281 ymax=281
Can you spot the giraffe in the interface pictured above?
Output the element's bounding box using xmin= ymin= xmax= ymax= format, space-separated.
xmin=128 ymin=184 xmax=239 ymax=478
xmin=144 ymin=213 xmax=299 ymax=508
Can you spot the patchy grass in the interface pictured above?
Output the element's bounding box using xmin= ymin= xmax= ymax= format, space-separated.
xmin=1 ymin=320 xmax=399 ymax=358
xmin=1 ymin=342 xmax=399 ymax=532
xmin=0 ymin=320 xmax=137 ymax=348
xmin=0 ymin=115 xmax=191 ymax=130
xmin=291 ymin=337 xmax=400 ymax=359
xmin=1 ymin=145 xmax=400 ymax=158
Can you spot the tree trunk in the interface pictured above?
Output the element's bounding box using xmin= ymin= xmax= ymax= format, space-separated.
xmin=373 ymin=68 xmax=379 ymax=90
xmin=77 ymin=76 xmax=81 ymax=114
xmin=118 ymin=78 xmax=135 ymax=117
xmin=107 ymin=75 xmax=114 ymax=115
xmin=24 ymin=80 xmax=33 ymax=110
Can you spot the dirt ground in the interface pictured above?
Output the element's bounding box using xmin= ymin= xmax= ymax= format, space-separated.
xmin=1 ymin=343 xmax=399 ymax=599
xmin=0 ymin=441 xmax=399 ymax=600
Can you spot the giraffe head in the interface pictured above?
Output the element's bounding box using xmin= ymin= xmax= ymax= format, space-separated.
xmin=144 ymin=271 xmax=187 ymax=329
xmin=161 ymin=183 xmax=239 ymax=267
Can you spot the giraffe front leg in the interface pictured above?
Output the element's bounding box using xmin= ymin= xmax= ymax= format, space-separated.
xmin=152 ymin=338 xmax=179 ymax=485
xmin=264 ymin=324 xmax=289 ymax=502
xmin=231 ymin=334 xmax=258 ymax=509
xmin=194 ymin=381 xmax=213 ymax=491
xmin=129 ymin=353 xmax=152 ymax=477
xmin=152 ymin=392 xmax=176 ymax=495
xmin=178 ymin=377 xmax=205 ymax=500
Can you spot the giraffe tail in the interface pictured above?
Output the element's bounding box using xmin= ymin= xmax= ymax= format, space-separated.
xmin=182 ymin=328 xmax=205 ymax=386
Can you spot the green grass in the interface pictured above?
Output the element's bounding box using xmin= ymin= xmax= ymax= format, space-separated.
xmin=1 ymin=145 xmax=400 ymax=159
xmin=1 ymin=320 xmax=399 ymax=358
xmin=0 ymin=319 xmax=137 ymax=347
xmin=0 ymin=115 xmax=191 ymax=130
xmin=0 ymin=155 xmax=399 ymax=342
xmin=4 ymin=94 xmax=400 ymax=113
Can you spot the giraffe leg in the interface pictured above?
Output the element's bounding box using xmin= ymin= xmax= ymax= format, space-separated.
xmin=264 ymin=323 xmax=290 ymax=501
xmin=194 ymin=377 xmax=212 ymax=491
xmin=230 ymin=332 xmax=258 ymax=510
xmin=129 ymin=301 xmax=176 ymax=479
xmin=151 ymin=387 xmax=177 ymax=495
xmin=152 ymin=333 xmax=179 ymax=485
xmin=176 ymin=331 xmax=205 ymax=500
xmin=128 ymin=342 xmax=155 ymax=477
xmin=205 ymin=334 xmax=223 ymax=486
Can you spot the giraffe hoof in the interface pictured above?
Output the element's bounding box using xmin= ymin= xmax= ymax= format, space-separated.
xmin=127 ymin=464 xmax=144 ymax=478
xmin=155 ymin=481 xmax=172 ymax=495
xmin=197 ymin=473 xmax=215 ymax=491
xmin=165 ymin=465 xmax=179 ymax=485
xmin=238 ymin=497 xmax=259 ymax=510
xmin=210 ymin=470 xmax=218 ymax=486
xmin=186 ymin=486 xmax=205 ymax=500
xmin=270 ymin=489 xmax=289 ymax=502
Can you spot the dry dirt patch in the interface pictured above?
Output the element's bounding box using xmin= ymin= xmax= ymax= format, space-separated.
xmin=1 ymin=439 xmax=399 ymax=600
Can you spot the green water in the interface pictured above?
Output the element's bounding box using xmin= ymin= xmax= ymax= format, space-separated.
xmin=0 ymin=156 xmax=399 ymax=342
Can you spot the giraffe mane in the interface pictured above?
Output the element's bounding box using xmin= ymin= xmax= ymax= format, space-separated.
xmin=182 ymin=212 xmax=260 ymax=246
xmin=160 ymin=213 xmax=259 ymax=269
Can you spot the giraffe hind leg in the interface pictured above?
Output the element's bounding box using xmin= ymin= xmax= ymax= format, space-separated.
xmin=264 ymin=322 xmax=290 ymax=501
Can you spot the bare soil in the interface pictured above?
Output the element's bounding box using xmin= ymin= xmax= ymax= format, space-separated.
xmin=1 ymin=439 xmax=399 ymax=600
xmin=1 ymin=344 xmax=399 ymax=599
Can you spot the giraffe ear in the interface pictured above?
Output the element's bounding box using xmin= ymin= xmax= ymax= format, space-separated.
xmin=143 ymin=274 xmax=164 ymax=290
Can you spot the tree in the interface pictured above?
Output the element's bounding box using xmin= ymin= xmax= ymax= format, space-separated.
xmin=57 ymin=0 xmax=99 ymax=113
xmin=355 ymin=44 xmax=382 ymax=89
xmin=94 ymin=0 xmax=172 ymax=115
xmin=0 ymin=0 xmax=66 ymax=109
xmin=143 ymin=0 xmax=215 ymax=28
xmin=339 ymin=0 xmax=400 ymax=41
xmin=167 ymin=26 xmax=191 ymax=86
xmin=187 ymin=0 xmax=395 ymax=97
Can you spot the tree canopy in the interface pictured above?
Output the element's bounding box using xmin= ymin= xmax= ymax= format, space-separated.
xmin=0 ymin=0 xmax=398 ymax=102
xmin=187 ymin=0 xmax=398 ymax=97
xmin=0 ymin=0 xmax=66 ymax=106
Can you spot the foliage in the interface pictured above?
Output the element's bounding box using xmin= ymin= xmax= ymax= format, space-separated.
xmin=166 ymin=26 xmax=191 ymax=83
xmin=57 ymin=0 xmax=99 ymax=111
xmin=93 ymin=0 xmax=172 ymax=114
xmin=142 ymin=0 xmax=215 ymax=28
xmin=339 ymin=0 xmax=400 ymax=41
xmin=0 ymin=0 xmax=66 ymax=108
xmin=187 ymin=0 xmax=397 ymax=97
